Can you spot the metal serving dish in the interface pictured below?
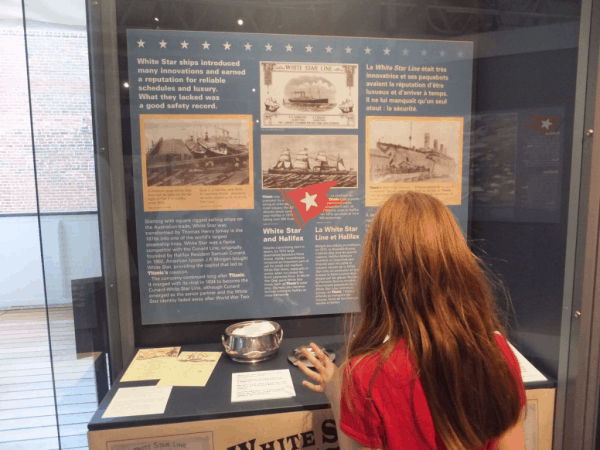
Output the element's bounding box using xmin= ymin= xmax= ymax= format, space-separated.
xmin=222 ymin=320 xmax=283 ymax=363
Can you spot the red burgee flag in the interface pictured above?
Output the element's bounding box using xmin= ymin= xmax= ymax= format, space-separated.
xmin=281 ymin=181 xmax=347 ymax=228
xmin=524 ymin=115 xmax=562 ymax=134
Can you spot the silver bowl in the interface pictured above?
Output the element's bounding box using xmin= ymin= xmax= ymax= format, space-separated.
xmin=222 ymin=320 xmax=283 ymax=363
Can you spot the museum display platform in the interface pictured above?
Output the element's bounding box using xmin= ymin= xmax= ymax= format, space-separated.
xmin=88 ymin=335 xmax=556 ymax=450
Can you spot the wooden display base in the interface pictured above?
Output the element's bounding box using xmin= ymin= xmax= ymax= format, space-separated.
xmin=89 ymin=388 xmax=555 ymax=450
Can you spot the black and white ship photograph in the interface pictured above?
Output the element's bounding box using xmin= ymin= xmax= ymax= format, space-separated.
xmin=368 ymin=118 xmax=462 ymax=183
xmin=260 ymin=62 xmax=358 ymax=129
xmin=467 ymin=113 xmax=517 ymax=206
xmin=261 ymin=135 xmax=358 ymax=190
xmin=142 ymin=116 xmax=252 ymax=187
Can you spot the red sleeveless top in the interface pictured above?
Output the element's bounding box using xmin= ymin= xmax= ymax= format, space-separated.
xmin=340 ymin=334 xmax=526 ymax=450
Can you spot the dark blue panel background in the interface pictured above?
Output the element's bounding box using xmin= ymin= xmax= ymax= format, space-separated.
xmin=126 ymin=30 xmax=473 ymax=325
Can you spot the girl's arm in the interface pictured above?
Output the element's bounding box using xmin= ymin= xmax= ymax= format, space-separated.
xmin=298 ymin=344 xmax=382 ymax=450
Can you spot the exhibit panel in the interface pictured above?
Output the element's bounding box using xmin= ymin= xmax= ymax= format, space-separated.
xmin=85 ymin=0 xmax=600 ymax=449
xmin=126 ymin=29 xmax=473 ymax=325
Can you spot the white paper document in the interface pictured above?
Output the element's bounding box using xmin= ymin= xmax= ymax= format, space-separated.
xmin=508 ymin=342 xmax=548 ymax=383
xmin=102 ymin=386 xmax=173 ymax=418
xmin=231 ymin=369 xmax=296 ymax=402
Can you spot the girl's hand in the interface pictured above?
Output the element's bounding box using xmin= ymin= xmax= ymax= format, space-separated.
xmin=297 ymin=343 xmax=339 ymax=399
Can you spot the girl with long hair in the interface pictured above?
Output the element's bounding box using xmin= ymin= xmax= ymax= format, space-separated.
xmin=298 ymin=192 xmax=526 ymax=450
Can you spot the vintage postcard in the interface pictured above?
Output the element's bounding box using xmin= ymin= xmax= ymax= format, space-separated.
xmin=260 ymin=62 xmax=358 ymax=129
xmin=366 ymin=116 xmax=464 ymax=206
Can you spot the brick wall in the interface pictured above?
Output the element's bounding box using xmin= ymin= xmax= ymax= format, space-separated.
xmin=0 ymin=27 xmax=97 ymax=214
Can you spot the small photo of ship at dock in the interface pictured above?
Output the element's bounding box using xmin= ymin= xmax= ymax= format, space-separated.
xmin=142 ymin=116 xmax=251 ymax=187
xmin=368 ymin=119 xmax=461 ymax=184
xmin=261 ymin=135 xmax=358 ymax=190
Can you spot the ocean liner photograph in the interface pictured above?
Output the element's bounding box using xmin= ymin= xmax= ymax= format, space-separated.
xmin=260 ymin=62 xmax=358 ymax=129
xmin=282 ymin=77 xmax=336 ymax=112
xmin=142 ymin=116 xmax=251 ymax=187
xmin=368 ymin=119 xmax=461 ymax=183
xmin=261 ymin=135 xmax=358 ymax=190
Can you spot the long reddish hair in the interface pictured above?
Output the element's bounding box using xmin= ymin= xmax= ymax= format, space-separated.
xmin=345 ymin=192 xmax=521 ymax=450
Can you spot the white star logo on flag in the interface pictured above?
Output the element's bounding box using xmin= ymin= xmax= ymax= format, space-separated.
xmin=345 ymin=46 xmax=352 ymax=54
xmin=365 ymin=47 xmax=371 ymax=54
xmin=137 ymin=39 xmax=145 ymax=48
xmin=245 ymin=43 xmax=252 ymax=51
xmin=285 ymin=44 xmax=293 ymax=52
xmin=305 ymin=45 xmax=313 ymax=52
xmin=440 ymin=50 xmax=445 ymax=56
xmin=421 ymin=50 xmax=427 ymax=56
xmin=265 ymin=43 xmax=272 ymax=51
xmin=403 ymin=49 xmax=409 ymax=55
xmin=202 ymin=41 xmax=210 ymax=49
xmin=541 ymin=119 xmax=552 ymax=129
xmin=224 ymin=42 xmax=231 ymax=50
xmin=384 ymin=48 xmax=390 ymax=55
xmin=181 ymin=41 xmax=189 ymax=49
xmin=326 ymin=46 xmax=333 ymax=53
xmin=159 ymin=40 xmax=167 ymax=48
xmin=300 ymin=192 xmax=318 ymax=211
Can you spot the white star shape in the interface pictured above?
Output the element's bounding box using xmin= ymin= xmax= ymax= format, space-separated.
xmin=224 ymin=42 xmax=231 ymax=50
xmin=137 ymin=39 xmax=145 ymax=48
xmin=384 ymin=48 xmax=390 ymax=55
xmin=541 ymin=119 xmax=552 ymax=129
xmin=305 ymin=44 xmax=313 ymax=52
xmin=285 ymin=44 xmax=293 ymax=52
xmin=159 ymin=40 xmax=167 ymax=48
xmin=365 ymin=47 xmax=371 ymax=54
xmin=326 ymin=46 xmax=333 ymax=53
xmin=244 ymin=43 xmax=252 ymax=51
xmin=402 ymin=49 xmax=409 ymax=55
xmin=440 ymin=50 xmax=446 ymax=56
xmin=345 ymin=46 xmax=352 ymax=54
xmin=202 ymin=41 xmax=210 ymax=49
xmin=181 ymin=41 xmax=189 ymax=49
xmin=421 ymin=50 xmax=427 ymax=56
xmin=300 ymin=192 xmax=318 ymax=211
xmin=458 ymin=51 xmax=464 ymax=57
xmin=265 ymin=43 xmax=272 ymax=51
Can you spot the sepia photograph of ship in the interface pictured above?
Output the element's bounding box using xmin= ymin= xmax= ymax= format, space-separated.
xmin=368 ymin=118 xmax=462 ymax=183
xmin=260 ymin=62 xmax=358 ymax=129
xmin=142 ymin=116 xmax=252 ymax=187
xmin=261 ymin=135 xmax=358 ymax=190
